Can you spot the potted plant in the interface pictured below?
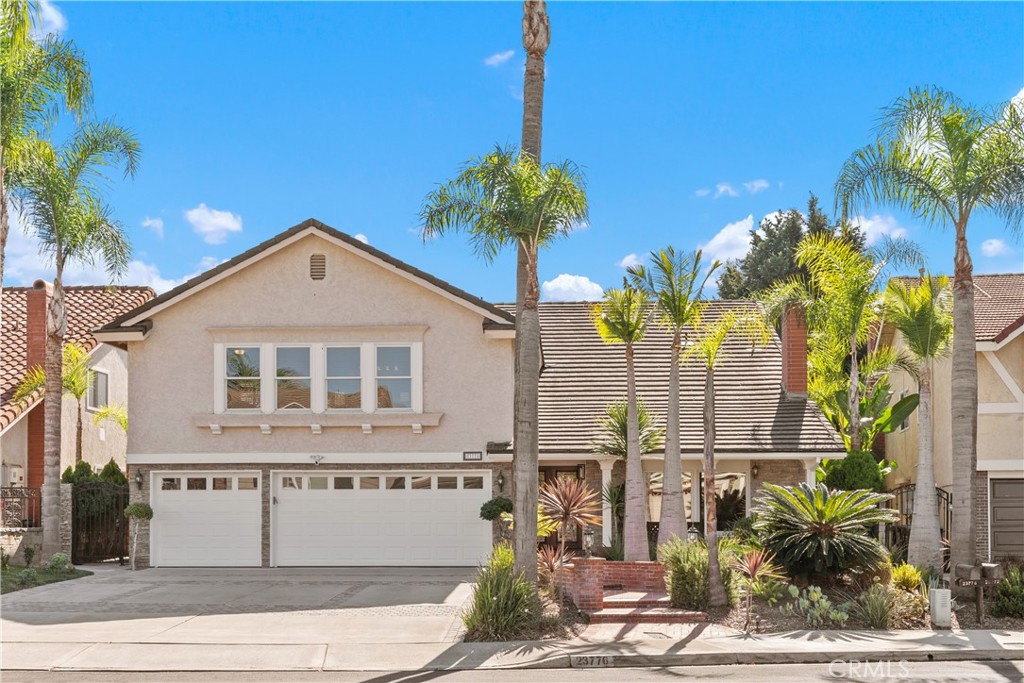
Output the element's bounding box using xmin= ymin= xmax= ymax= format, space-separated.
xmin=124 ymin=502 xmax=153 ymax=571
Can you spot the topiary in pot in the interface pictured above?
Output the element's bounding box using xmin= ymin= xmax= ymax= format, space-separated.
xmin=124 ymin=502 xmax=154 ymax=571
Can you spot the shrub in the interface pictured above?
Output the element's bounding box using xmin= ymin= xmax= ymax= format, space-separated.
xmin=0 ymin=549 xmax=9 ymax=572
xmin=479 ymin=496 xmax=513 ymax=522
xmin=22 ymin=545 xmax=37 ymax=568
xmin=462 ymin=543 xmax=542 ymax=641
xmin=61 ymin=461 xmax=96 ymax=485
xmin=752 ymin=483 xmax=897 ymax=582
xmin=537 ymin=545 xmax=574 ymax=589
xmin=659 ymin=538 xmax=739 ymax=611
xmin=848 ymin=583 xmax=895 ymax=629
xmin=15 ymin=568 xmax=39 ymax=587
xmin=780 ymin=584 xmax=849 ymax=628
xmin=752 ymin=576 xmax=787 ymax=606
xmin=729 ymin=514 xmax=761 ymax=547
xmin=98 ymin=459 xmax=128 ymax=486
xmin=850 ymin=554 xmax=893 ymax=591
xmin=891 ymin=563 xmax=923 ymax=592
xmin=823 ymin=450 xmax=885 ymax=492
xmin=46 ymin=553 xmax=72 ymax=574
xmin=716 ymin=489 xmax=746 ymax=530
xmin=991 ymin=567 xmax=1024 ymax=619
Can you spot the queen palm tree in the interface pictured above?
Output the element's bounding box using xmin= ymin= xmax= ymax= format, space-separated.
xmin=686 ymin=308 xmax=769 ymax=607
xmin=884 ymin=273 xmax=953 ymax=573
xmin=12 ymin=120 xmax=139 ymax=556
xmin=835 ymin=87 xmax=1024 ymax=574
xmin=629 ymin=247 xmax=718 ymax=545
xmin=421 ymin=146 xmax=587 ymax=580
xmin=1 ymin=0 xmax=92 ymax=310
xmin=593 ymin=283 xmax=651 ymax=561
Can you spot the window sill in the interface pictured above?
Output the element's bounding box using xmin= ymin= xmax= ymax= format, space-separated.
xmin=194 ymin=412 xmax=443 ymax=434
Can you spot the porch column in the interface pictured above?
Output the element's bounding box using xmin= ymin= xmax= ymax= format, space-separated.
xmin=688 ymin=465 xmax=701 ymax=530
xmin=802 ymin=458 xmax=819 ymax=486
xmin=597 ymin=458 xmax=616 ymax=546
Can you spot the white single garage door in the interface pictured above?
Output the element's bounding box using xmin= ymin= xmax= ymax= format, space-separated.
xmin=151 ymin=471 xmax=262 ymax=567
xmin=273 ymin=471 xmax=492 ymax=566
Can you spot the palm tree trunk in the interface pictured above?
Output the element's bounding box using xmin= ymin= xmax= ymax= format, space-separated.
xmin=659 ymin=329 xmax=684 ymax=545
xmin=907 ymin=361 xmax=942 ymax=573
xmin=950 ymin=222 xmax=978 ymax=586
xmin=41 ymin=271 xmax=67 ymax=558
xmin=848 ymin=336 xmax=861 ymax=452
xmin=623 ymin=343 xmax=647 ymax=561
xmin=704 ymin=367 xmax=727 ymax=608
xmin=75 ymin=397 xmax=84 ymax=463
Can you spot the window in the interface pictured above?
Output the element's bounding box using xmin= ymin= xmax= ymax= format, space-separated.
xmin=463 ymin=476 xmax=484 ymax=490
xmin=281 ymin=476 xmax=302 ymax=490
xmin=161 ymin=478 xmax=180 ymax=491
xmin=226 ymin=347 xmax=261 ymax=410
xmin=386 ymin=476 xmax=406 ymax=490
xmin=326 ymin=347 xmax=361 ymax=410
xmin=212 ymin=477 xmax=232 ymax=490
xmin=238 ymin=477 xmax=259 ymax=490
xmin=376 ymin=346 xmax=412 ymax=409
xmin=308 ymin=476 xmax=328 ymax=490
xmin=276 ymin=347 xmax=311 ymax=410
xmin=360 ymin=476 xmax=380 ymax=490
xmin=186 ymin=477 xmax=207 ymax=491
xmin=411 ymin=476 xmax=432 ymax=490
xmin=88 ymin=370 xmax=108 ymax=410
xmin=334 ymin=476 xmax=354 ymax=490
xmin=437 ymin=476 xmax=457 ymax=490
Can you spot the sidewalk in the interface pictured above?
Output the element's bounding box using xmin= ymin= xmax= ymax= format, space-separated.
xmin=3 ymin=625 xmax=1022 ymax=671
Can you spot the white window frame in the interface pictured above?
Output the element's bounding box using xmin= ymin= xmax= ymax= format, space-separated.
xmin=373 ymin=343 xmax=421 ymax=413
xmin=325 ymin=345 xmax=362 ymax=413
xmin=87 ymin=369 xmax=109 ymax=411
xmin=274 ymin=344 xmax=314 ymax=412
xmin=216 ymin=344 xmax=267 ymax=413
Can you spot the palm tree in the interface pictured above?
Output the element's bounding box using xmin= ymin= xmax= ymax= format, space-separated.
xmin=421 ymin=146 xmax=587 ymax=580
xmin=593 ymin=283 xmax=651 ymax=561
xmin=835 ymin=86 xmax=1024 ymax=573
xmin=884 ymin=273 xmax=953 ymax=573
xmin=629 ymin=247 xmax=718 ymax=545
xmin=14 ymin=341 xmax=93 ymax=463
xmin=12 ymin=121 xmax=139 ymax=556
xmin=686 ymin=308 xmax=769 ymax=607
xmin=1 ymin=0 xmax=92 ymax=311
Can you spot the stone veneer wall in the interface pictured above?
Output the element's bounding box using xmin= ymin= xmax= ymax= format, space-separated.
xmin=1 ymin=484 xmax=71 ymax=564
xmin=750 ymin=459 xmax=806 ymax=497
xmin=975 ymin=471 xmax=989 ymax=562
xmin=128 ymin=461 xmax=506 ymax=569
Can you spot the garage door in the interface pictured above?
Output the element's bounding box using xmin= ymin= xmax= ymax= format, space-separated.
xmin=151 ymin=471 xmax=262 ymax=567
xmin=273 ymin=471 xmax=492 ymax=566
xmin=991 ymin=478 xmax=1024 ymax=559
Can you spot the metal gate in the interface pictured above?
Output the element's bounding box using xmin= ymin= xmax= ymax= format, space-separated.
xmin=882 ymin=483 xmax=952 ymax=569
xmin=71 ymin=481 xmax=129 ymax=564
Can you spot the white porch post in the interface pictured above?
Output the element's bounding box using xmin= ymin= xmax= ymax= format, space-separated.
xmin=688 ymin=465 xmax=701 ymax=529
xmin=802 ymin=458 xmax=819 ymax=486
xmin=597 ymin=458 xmax=616 ymax=546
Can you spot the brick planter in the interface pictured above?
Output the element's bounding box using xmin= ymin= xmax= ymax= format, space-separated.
xmin=557 ymin=558 xmax=667 ymax=614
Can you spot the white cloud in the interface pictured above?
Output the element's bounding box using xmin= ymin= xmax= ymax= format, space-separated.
xmin=541 ymin=274 xmax=603 ymax=302
xmin=699 ymin=215 xmax=755 ymax=263
xmin=184 ymin=203 xmax=242 ymax=245
xmin=484 ymin=50 xmax=515 ymax=67
xmin=981 ymin=238 xmax=1012 ymax=258
xmin=353 ymin=233 xmax=369 ymax=245
xmin=37 ymin=0 xmax=67 ymax=35
xmin=694 ymin=188 xmax=711 ymax=198
xmin=850 ymin=214 xmax=908 ymax=246
xmin=141 ymin=216 xmax=164 ymax=239
xmin=744 ymin=179 xmax=770 ymax=194
xmin=714 ymin=182 xmax=738 ymax=199
xmin=616 ymin=253 xmax=642 ymax=269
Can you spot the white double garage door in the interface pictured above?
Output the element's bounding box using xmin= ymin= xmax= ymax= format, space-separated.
xmin=150 ymin=470 xmax=493 ymax=567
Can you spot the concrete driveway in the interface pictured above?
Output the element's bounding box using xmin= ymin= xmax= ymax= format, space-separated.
xmin=1 ymin=563 xmax=476 ymax=663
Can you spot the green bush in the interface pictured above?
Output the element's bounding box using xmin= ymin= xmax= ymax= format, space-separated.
xmin=823 ymin=450 xmax=884 ymax=491
xmin=61 ymin=461 xmax=95 ymax=485
xmin=0 ymin=549 xmax=10 ymax=572
xmin=46 ymin=553 xmax=72 ymax=574
xmin=22 ymin=545 xmax=37 ymax=568
xmin=15 ymin=569 xmax=39 ymax=587
xmin=716 ymin=489 xmax=746 ymax=530
xmin=729 ymin=514 xmax=761 ymax=547
xmin=752 ymin=483 xmax=897 ymax=582
xmin=98 ymin=459 xmax=128 ymax=486
xmin=659 ymin=538 xmax=739 ymax=610
xmin=780 ymin=584 xmax=849 ymax=628
xmin=991 ymin=567 xmax=1024 ymax=618
xmin=479 ymin=496 xmax=514 ymax=522
xmin=752 ymin=576 xmax=787 ymax=606
xmin=124 ymin=502 xmax=154 ymax=520
xmin=462 ymin=543 xmax=542 ymax=641
xmin=848 ymin=583 xmax=895 ymax=629
xmin=891 ymin=563 xmax=923 ymax=592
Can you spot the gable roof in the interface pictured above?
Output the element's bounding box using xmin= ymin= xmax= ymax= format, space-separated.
xmin=1 ymin=285 xmax=155 ymax=432
xmin=891 ymin=272 xmax=1024 ymax=342
xmin=97 ymin=219 xmax=516 ymax=336
xmin=498 ymin=300 xmax=845 ymax=455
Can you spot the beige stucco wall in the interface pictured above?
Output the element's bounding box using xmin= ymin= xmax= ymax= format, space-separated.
xmin=126 ymin=233 xmax=514 ymax=456
xmin=0 ymin=418 xmax=29 ymax=471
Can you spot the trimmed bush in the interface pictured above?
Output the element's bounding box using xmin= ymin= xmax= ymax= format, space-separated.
xmin=991 ymin=567 xmax=1024 ymax=619
xmin=479 ymin=496 xmax=513 ymax=522
xmin=823 ymin=450 xmax=885 ymax=491
xmin=462 ymin=543 xmax=542 ymax=641
xmin=659 ymin=538 xmax=739 ymax=611
xmin=891 ymin=563 xmax=923 ymax=592
xmin=46 ymin=553 xmax=72 ymax=574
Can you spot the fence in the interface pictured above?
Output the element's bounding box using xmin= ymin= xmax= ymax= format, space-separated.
xmin=883 ymin=483 xmax=952 ymax=567
xmin=71 ymin=480 xmax=129 ymax=564
xmin=0 ymin=487 xmax=42 ymax=528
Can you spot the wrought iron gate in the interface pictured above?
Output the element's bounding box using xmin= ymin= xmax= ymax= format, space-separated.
xmin=71 ymin=481 xmax=129 ymax=564
xmin=882 ymin=483 xmax=952 ymax=569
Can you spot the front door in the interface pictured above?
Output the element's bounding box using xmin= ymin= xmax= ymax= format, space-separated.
xmin=539 ymin=466 xmax=583 ymax=549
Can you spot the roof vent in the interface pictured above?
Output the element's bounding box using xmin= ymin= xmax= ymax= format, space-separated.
xmin=310 ymin=254 xmax=326 ymax=280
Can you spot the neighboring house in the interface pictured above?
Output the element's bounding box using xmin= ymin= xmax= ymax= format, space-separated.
xmin=884 ymin=273 xmax=1024 ymax=561
xmin=0 ymin=282 xmax=155 ymax=527
xmin=95 ymin=219 xmax=845 ymax=568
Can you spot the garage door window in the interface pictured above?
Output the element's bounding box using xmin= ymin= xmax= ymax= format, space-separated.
xmin=212 ymin=477 xmax=232 ymax=490
xmin=309 ymin=476 xmax=328 ymax=490
xmin=464 ymin=476 xmax=484 ymax=490
xmin=281 ymin=476 xmax=302 ymax=490
xmin=187 ymin=477 xmax=207 ymax=490
xmin=437 ymin=476 xmax=457 ymax=490
xmin=412 ymin=476 xmax=432 ymax=490
xmin=161 ymin=477 xmax=180 ymax=491
xmin=360 ymin=476 xmax=380 ymax=490
xmin=238 ymin=477 xmax=259 ymax=490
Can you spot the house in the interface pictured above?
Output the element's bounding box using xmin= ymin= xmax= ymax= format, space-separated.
xmin=1 ymin=282 xmax=154 ymax=530
xmin=883 ymin=273 xmax=1024 ymax=561
xmin=94 ymin=219 xmax=845 ymax=568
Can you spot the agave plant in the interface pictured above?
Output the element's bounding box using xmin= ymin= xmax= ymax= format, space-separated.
xmin=539 ymin=477 xmax=602 ymax=563
xmin=731 ymin=548 xmax=786 ymax=632
xmin=752 ymin=483 xmax=898 ymax=582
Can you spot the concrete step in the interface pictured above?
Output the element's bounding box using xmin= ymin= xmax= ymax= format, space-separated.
xmin=602 ymin=590 xmax=672 ymax=609
xmin=587 ymin=606 xmax=707 ymax=624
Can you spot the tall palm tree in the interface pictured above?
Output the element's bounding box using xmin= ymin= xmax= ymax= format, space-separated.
xmin=629 ymin=247 xmax=718 ymax=545
xmin=14 ymin=341 xmax=93 ymax=463
xmin=686 ymin=308 xmax=769 ymax=607
xmin=884 ymin=273 xmax=953 ymax=573
xmin=835 ymin=87 xmax=1024 ymax=573
xmin=12 ymin=120 xmax=139 ymax=556
xmin=421 ymin=146 xmax=587 ymax=580
xmin=1 ymin=0 xmax=92 ymax=310
xmin=593 ymin=284 xmax=651 ymax=561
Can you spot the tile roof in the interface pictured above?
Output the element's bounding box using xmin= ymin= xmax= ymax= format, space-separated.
xmin=891 ymin=273 xmax=1024 ymax=342
xmin=1 ymin=285 xmax=155 ymax=432
xmin=498 ymin=300 xmax=844 ymax=455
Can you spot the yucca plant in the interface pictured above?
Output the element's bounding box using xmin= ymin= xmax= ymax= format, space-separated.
xmin=539 ymin=477 xmax=602 ymax=564
xmin=752 ymin=483 xmax=898 ymax=582
xmin=731 ymin=548 xmax=786 ymax=632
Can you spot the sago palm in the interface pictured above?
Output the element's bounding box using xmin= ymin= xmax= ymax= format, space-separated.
xmin=14 ymin=341 xmax=92 ymax=464
xmin=593 ymin=283 xmax=651 ymax=561
xmin=12 ymin=120 xmax=139 ymax=556
xmin=835 ymin=86 xmax=1024 ymax=573
xmin=421 ymin=145 xmax=587 ymax=581
xmin=884 ymin=273 xmax=953 ymax=573
xmin=629 ymin=247 xmax=718 ymax=545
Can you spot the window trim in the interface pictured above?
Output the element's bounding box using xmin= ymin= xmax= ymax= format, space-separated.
xmin=86 ymin=369 xmax=109 ymax=411
xmin=374 ymin=343 xmax=420 ymax=413
xmin=218 ymin=344 xmax=266 ymax=413
xmin=325 ymin=345 xmax=363 ymax=413
xmin=274 ymin=344 xmax=313 ymax=412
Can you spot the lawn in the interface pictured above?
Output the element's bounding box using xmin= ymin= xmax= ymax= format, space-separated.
xmin=0 ymin=566 xmax=93 ymax=594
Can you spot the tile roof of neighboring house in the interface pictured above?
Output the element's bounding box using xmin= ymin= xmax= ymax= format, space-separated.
xmin=891 ymin=273 xmax=1024 ymax=342
xmin=497 ymin=300 xmax=845 ymax=455
xmin=0 ymin=285 xmax=155 ymax=432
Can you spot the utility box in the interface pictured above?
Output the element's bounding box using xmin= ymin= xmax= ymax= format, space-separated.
xmin=0 ymin=464 xmax=25 ymax=487
xmin=930 ymin=588 xmax=952 ymax=628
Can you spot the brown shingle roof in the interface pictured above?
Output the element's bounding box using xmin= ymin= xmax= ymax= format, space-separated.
xmin=499 ymin=300 xmax=844 ymax=455
xmin=1 ymin=285 xmax=155 ymax=431
xmin=891 ymin=273 xmax=1024 ymax=342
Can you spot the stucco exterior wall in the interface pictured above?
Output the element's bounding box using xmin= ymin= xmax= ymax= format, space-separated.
xmin=126 ymin=233 xmax=514 ymax=458
xmin=61 ymin=344 xmax=130 ymax=472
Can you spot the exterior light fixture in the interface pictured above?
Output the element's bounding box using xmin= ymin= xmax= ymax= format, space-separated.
xmin=583 ymin=528 xmax=595 ymax=557
xmin=310 ymin=454 xmax=324 ymax=466
xmin=496 ymin=472 xmax=505 ymax=492
xmin=233 ymin=348 xmax=246 ymax=356
xmin=750 ymin=464 xmax=759 ymax=478
xmin=576 ymin=463 xmax=586 ymax=480
xmin=134 ymin=470 xmax=143 ymax=490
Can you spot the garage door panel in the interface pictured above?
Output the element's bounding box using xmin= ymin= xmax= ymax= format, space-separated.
xmin=991 ymin=478 xmax=1024 ymax=559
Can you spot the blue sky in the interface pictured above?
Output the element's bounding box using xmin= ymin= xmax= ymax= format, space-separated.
xmin=6 ymin=1 xmax=1023 ymax=301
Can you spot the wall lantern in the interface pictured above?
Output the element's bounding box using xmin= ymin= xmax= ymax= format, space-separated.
xmin=496 ymin=472 xmax=505 ymax=492
xmin=134 ymin=470 xmax=144 ymax=490
xmin=576 ymin=463 xmax=586 ymax=480
xmin=583 ymin=528 xmax=595 ymax=557
xmin=750 ymin=464 xmax=759 ymax=478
